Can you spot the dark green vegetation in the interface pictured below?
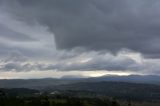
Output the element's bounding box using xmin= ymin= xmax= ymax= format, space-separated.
xmin=0 ymin=95 xmax=120 ymax=106
xmin=0 ymin=88 xmax=39 ymax=97
xmin=1 ymin=81 xmax=160 ymax=106
xmin=0 ymin=90 xmax=160 ymax=106
xmin=2 ymin=81 xmax=160 ymax=101
xmin=46 ymin=81 xmax=160 ymax=101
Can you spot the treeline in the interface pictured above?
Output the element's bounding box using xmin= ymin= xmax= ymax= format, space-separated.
xmin=0 ymin=88 xmax=39 ymax=97
xmin=49 ymin=81 xmax=160 ymax=101
xmin=0 ymin=96 xmax=120 ymax=106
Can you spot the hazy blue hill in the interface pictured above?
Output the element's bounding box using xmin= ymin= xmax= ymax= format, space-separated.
xmin=0 ymin=78 xmax=81 ymax=89
xmin=60 ymin=75 xmax=160 ymax=85
xmin=91 ymin=75 xmax=160 ymax=85
xmin=0 ymin=75 xmax=160 ymax=89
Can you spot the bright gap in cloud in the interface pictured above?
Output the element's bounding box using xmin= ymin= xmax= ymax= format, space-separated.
xmin=0 ymin=70 xmax=134 ymax=79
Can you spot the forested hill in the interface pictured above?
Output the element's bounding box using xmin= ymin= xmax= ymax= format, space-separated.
xmin=45 ymin=81 xmax=160 ymax=101
xmin=0 ymin=88 xmax=39 ymax=97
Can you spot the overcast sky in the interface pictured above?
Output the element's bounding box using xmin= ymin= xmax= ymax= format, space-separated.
xmin=0 ymin=0 xmax=160 ymax=79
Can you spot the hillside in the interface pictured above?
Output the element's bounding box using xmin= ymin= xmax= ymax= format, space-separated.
xmin=0 ymin=75 xmax=160 ymax=89
xmin=45 ymin=81 xmax=160 ymax=101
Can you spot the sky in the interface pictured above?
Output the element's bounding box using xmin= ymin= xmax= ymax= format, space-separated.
xmin=0 ymin=0 xmax=160 ymax=79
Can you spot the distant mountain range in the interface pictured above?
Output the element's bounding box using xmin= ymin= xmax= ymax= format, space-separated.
xmin=61 ymin=74 xmax=160 ymax=85
xmin=90 ymin=75 xmax=160 ymax=85
xmin=0 ymin=75 xmax=160 ymax=89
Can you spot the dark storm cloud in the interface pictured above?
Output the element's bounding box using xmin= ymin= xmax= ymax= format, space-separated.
xmin=1 ymin=0 xmax=160 ymax=76
xmin=1 ymin=0 xmax=160 ymax=58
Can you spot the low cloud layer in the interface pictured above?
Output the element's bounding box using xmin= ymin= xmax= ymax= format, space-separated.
xmin=0 ymin=50 xmax=159 ymax=76
xmin=0 ymin=0 xmax=160 ymax=78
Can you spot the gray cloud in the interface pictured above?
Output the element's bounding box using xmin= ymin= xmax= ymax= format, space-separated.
xmin=1 ymin=0 xmax=160 ymax=58
xmin=0 ymin=24 xmax=35 ymax=41
xmin=0 ymin=50 xmax=150 ymax=73
xmin=0 ymin=0 xmax=160 ymax=77
xmin=0 ymin=48 xmax=160 ymax=76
